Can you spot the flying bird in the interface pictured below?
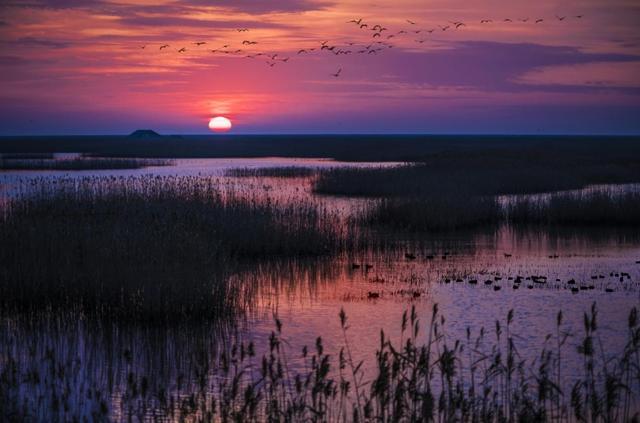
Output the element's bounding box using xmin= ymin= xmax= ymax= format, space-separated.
xmin=360 ymin=23 xmax=368 ymax=28
xmin=406 ymin=19 xmax=416 ymax=25
xmin=373 ymin=32 xmax=381 ymax=38
xmin=242 ymin=40 xmax=257 ymax=45
xmin=178 ymin=47 xmax=187 ymax=53
xmin=480 ymin=19 xmax=492 ymax=23
xmin=556 ymin=15 xmax=567 ymax=21
xmin=159 ymin=44 xmax=169 ymax=50
xmin=574 ymin=15 xmax=584 ymax=18
xmin=347 ymin=18 xmax=363 ymax=25
xmin=237 ymin=28 xmax=249 ymax=32
xmin=297 ymin=49 xmax=308 ymax=54
xmin=140 ymin=45 xmax=146 ymax=49
xmin=519 ymin=18 xmax=529 ymax=22
xmin=193 ymin=42 xmax=206 ymax=46
xmin=439 ymin=25 xmax=450 ymax=31
xmin=503 ymin=18 xmax=513 ymax=22
xmin=454 ymin=22 xmax=465 ymax=29
xmin=331 ymin=68 xmax=342 ymax=77
xmin=535 ymin=18 xmax=544 ymax=23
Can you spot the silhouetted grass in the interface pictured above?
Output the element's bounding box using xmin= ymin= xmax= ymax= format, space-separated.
xmin=0 ymin=176 xmax=342 ymax=321
xmin=361 ymin=195 xmax=501 ymax=231
xmin=0 ymin=152 xmax=54 ymax=159
xmin=225 ymin=166 xmax=317 ymax=178
xmin=0 ymin=157 xmax=173 ymax=170
xmin=314 ymin=151 xmax=640 ymax=197
xmin=359 ymin=190 xmax=640 ymax=232
xmin=508 ymin=191 xmax=640 ymax=226
xmin=2 ymin=304 xmax=638 ymax=421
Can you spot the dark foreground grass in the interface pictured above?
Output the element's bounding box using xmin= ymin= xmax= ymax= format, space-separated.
xmin=0 ymin=176 xmax=341 ymax=321
xmin=0 ymin=157 xmax=172 ymax=170
xmin=225 ymin=166 xmax=317 ymax=178
xmin=2 ymin=304 xmax=638 ymax=421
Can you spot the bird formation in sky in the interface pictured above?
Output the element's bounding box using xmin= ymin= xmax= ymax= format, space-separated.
xmin=142 ymin=13 xmax=585 ymax=78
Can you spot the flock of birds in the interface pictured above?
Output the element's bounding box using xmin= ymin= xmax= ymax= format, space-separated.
xmin=141 ymin=14 xmax=585 ymax=78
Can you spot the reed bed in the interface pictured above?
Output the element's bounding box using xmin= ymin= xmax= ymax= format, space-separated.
xmin=0 ymin=157 xmax=173 ymax=170
xmin=1 ymin=304 xmax=638 ymax=421
xmin=361 ymin=196 xmax=502 ymax=231
xmin=225 ymin=166 xmax=317 ymax=178
xmin=314 ymin=157 xmax=640 ymax=198
xmin=0 ymin=175 xmax=342 ymax=321
xmin=0 ymin=152 xmax=54 ymax=160
xmin=507 ymin=191 xmax=640 ymax=226
xmin=356 ymin=186 xmax=640 ymax=232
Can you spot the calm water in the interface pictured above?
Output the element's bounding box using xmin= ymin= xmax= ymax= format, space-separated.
xmin=1 ymin=157 xmax=639 ymax=419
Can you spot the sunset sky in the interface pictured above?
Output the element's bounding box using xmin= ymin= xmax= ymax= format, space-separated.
xmin=1 ymin=0 xmax=639 ymax=134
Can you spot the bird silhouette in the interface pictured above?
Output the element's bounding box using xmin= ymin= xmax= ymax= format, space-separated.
xmin=360 ymin=23 xmax=368 ymax=28
xmin=140 ymin=45 xmax=146 ymax=49
xmin=406 ymin=19 xmax=416 ymax=25
xmin=504 ymin=18 xmax=513 ymax=22
xmin=454 ymin=22 xmax=465 ymax=28
xmin=331 ymin=68 xmax=342 ymax=77
xmin=519 ymin=18 xmax=529 ymax=22
xmin=237 ymin=28 xmax=249 ymax=32
xmin=266 ymin=61 xmax=276 ymax=67
xmin=574 ymin=15 xmax=584 ymax=18
xmin=297 ymin=49 xmax=308 ymax=54
xmin=535 ymin=18 xmax=544 ymax=23
xmin=242 ymin=40 xmax=257 ymax=45
xmin=193 ymin=42 xmax=206 ymax=46
xmin=347 ymin=18 xmax=363 ymax=25
xmin=556 ymin=15 xmax=567 ymax=21
xmin=372 ymin=32 xmax=381 ymax=38
xmin=439 ymin=25 xmax=450 ymax=31
xmin=178 ymin=47 xmax=187 ymax=53
xmin=480 ymin=19 xmax=492 ymax=23
xmin=159 ymin=44 xmax=169 ymax=50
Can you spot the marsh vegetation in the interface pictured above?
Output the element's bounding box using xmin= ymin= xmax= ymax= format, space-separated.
xmin=2 ymin=304 xmax=638 ymax=421
xmin=0 ymin=175 xmax=343 ymax=321
xmin=0 ymin=157 xmax=173 ymax=170
xmin=0 ymin=146 xmax=639 ymax=421
xmin=225 ymin=166 xmax=317 ymax=178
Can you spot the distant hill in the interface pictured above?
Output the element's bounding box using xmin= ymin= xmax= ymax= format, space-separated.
xmin=129 ymin=129 xmax=161 ymax=138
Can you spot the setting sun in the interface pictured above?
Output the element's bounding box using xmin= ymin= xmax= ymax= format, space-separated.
xmin=208 ymin=116 xmax=232 ymax=132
